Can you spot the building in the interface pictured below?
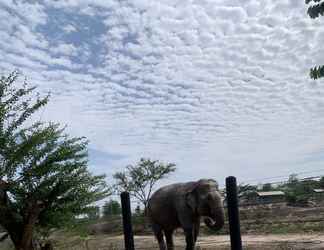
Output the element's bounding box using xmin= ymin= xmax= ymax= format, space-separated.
xmin=256 ymin=191 xmax=285 ymax=204
xmin=313 ymin=189 xmax=324 ymax=201
xmin=224 ymin=190 xmax=286 ymax=206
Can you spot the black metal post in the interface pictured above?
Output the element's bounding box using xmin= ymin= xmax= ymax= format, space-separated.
xmin=121 ymin=192 xmax=135 ymax=250
xmin=226 ymin=176 xmax=243 ymax=250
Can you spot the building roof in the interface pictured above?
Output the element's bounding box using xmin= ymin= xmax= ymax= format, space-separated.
xmin=256 ymin=191 xmax=285 ymax=197
xmin=314 ymin=189 xmax=324 ymax=193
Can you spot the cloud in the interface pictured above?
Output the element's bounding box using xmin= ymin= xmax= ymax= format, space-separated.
xmin=62 ymin=24 xmax=77 ymax=33
xmin=87 ymin=148 xmax=126 ymax=175
xmin=1 ymin=0 xmax=324 ymax=187
xmin=50 ymin=43 xmax=78 ymax=56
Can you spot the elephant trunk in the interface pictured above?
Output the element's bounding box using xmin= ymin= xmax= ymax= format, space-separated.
xmin=204 ymin=206 xmax=225 ymax=231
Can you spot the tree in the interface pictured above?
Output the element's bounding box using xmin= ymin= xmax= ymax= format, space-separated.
xmin=227 ymin=183 xmax=257 ymax=204
xmin=262 ymin=183 xmax=272 ymax=191
xmin=0 ymin=72 xmax=110 ymax=250
xmin=287 ymin=173 xmax=299 ymax=188
xmin=102 ymin=200 xmax=121 ymax=217
xmin=237 ymin=184 xmax=257 ymax=198
xmin=284 ymin=175 xmax=317 ymax=206
xmin=306 ymin=0 xmax=324 ymax=79
xmin=134 ymin=204 xmax=141 ymax=216
xmin=319 ymin=176 xmax=324 ymax=188
xmin=86 ymin=206 xmax=100 ymax=220
xmin=113 ymin=158 xmax=176 ymax=209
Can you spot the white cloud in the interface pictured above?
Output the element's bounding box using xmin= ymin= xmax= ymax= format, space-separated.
xmin=50 ymin=43 xmax=78 ymax=56
xmin=1 ymin=0 xmax=324 ymax=186
xmin=62 ymin=24 xmax=77 ymax=33
xmin=0 ymin=1 xmax=47 ymax=27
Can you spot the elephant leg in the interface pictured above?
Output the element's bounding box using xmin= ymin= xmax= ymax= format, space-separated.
xmin=152 ymin=224 xmax=166 ymax=250
xmin=164 ymin=229 xmax=174 ymax=250
xmin=193 ymin=220 xmax=200 ymax=243
xmin=184 ymin=228 xmax=195 ymax=250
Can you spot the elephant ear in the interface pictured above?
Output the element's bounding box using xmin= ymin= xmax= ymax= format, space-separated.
xmin=185 ymin=181 xmax=199 ymax=213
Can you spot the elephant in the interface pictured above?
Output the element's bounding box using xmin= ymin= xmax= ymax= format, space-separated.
xmin=147 ymin=179 xmax=225 ymax=250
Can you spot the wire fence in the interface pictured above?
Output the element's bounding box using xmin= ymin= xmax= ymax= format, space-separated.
xmin=53 ymin=239 xmax=324 ymax=250
xmin=53 ymin=206 xmax=324 ymax=249
xmin=2 ymin=174 xmax=324 ymax=250
xmin=47 ymin=175 xmax=324 ymax=249
xmin=86 ymin=209 xmax=324 ymax=230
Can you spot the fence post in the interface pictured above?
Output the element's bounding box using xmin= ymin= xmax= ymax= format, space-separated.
xmin=226 ymin=176 xmax=243 ymax=250
xmin=121 ymin=192 xmax=135 ymax=250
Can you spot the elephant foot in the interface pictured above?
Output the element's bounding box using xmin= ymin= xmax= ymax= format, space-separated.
xmin=159 ymin=242 xmax=167 ymax=250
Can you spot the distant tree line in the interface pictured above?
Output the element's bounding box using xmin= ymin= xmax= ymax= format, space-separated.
xmin=238 ymin=174 xmax=324 ymax=206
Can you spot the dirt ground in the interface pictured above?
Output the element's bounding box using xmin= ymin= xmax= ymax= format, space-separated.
xmin=50 ymin=234 xmax=324 ymax=250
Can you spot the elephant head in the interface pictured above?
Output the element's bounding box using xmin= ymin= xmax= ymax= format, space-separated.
xmin=185 ymin=179 xmax=225 ymax=231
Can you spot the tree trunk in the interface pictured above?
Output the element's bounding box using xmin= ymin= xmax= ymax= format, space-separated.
xmin=12 ymin=209 xmax=42 ymax=249
xmin=16 ymin=224 xmax=35 ymax=250
xmin=0 ymin=182 xmax=42 ymax=250
xmin=143 ymin=201 xmax=148 ymax=216
xmin=15 ymin=204 xmax=43 ymax=250
xmin=7 ymin=226 xmax=40 ymax=250
xmin=0 ymin=213 xmax=22 ymax=249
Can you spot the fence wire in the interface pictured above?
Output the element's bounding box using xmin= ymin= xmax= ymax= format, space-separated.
xmin=49 ymin=175 xmax=324 ymax=249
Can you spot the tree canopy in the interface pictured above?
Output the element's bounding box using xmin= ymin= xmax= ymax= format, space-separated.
xmin=102 ymin=199 xmax=121 ymax=217
xmin=306 ymin=0 xmax=324 ymax=19
xmin=113 ymin=158 xmax=176 ymax=208
xmin=0 ymin=72 xmax=110 ymax=250
xmin=306 ymin=0 xmax=324 ymax=79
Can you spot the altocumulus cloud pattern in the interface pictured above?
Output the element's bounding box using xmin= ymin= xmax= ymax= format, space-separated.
xmin=1 ymin=0 xmax=324 ymax=183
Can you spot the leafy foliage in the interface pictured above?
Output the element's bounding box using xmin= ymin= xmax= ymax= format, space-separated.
xmin=85 ymin=206 xmax=100 ymax=220
xmin=102 ymin=199 xmax=121 ymax=217
xmin=134 ymin=204 xmax=142 ymax=216
xmin=306 ymin=0 xmax=324 ymax=79
xmin=113 ymin=158 xmax=176 ymax=208
xmin=222 ymin=183 xmax=257 ymax=205
xmin=282 ymin=174 xmax=319 ymax=206
xmin=237 ymin=184 xmax=257 ymax=198
xmin=306 ymin=0 xmax=324 ymax=18
xmin=310 ymin=65 xmax=324 ymax=80
xmin=319 ymin=176 xmax=324 ymax=188
xmin=261 ymin=183 xmax=273 ymax=191
xmin=0 ymin=72 xmax=110 ymax=249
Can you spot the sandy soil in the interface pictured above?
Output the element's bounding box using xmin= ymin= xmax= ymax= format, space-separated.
xmin=50 ymin=234 xmax=324 ymax=250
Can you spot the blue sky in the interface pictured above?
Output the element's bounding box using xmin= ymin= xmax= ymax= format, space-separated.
xmin=1 ymin=0 xmax=324 ymax=188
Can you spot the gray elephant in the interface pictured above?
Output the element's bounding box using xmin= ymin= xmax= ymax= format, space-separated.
xmin=147 ymin=179 xmax=225 ymax=250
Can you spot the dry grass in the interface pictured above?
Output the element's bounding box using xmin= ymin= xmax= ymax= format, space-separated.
xmin=2 ymin=206 xmax=324 ymax=249
xmin=1 ymin=233 xmax=324 ymax=249
xmin=47 ymin=233 xmax=324 ymax=250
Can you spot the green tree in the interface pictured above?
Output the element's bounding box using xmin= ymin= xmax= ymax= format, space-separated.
xmin=287 ymin=174 xmax=299 ymax=188
xmin=222 ymin=184 xmax=257 ymax=205
xmin=306 ymin=0 xmax=324 ymax=79
xmin=284 ymin=175 xmax=317 ymax=206
xmin=237 ymin=184 xmax=257 ymax=198
xmin=86 ymin=206 xmax=100 ymax=220
xmin=134 ymin=204 xmax=141 ymax=216
xmin=0 ymin=72 xmax=110 ymax=250
xmin=262 ymin=183 xmax=272 ymax=191
xmin=113 ymin=158 xmax=176 ymax=209
xmin=319 ymin=176 xmax=324 ymax=188
xmin=102 ymin=200 xmax=121 ymax=217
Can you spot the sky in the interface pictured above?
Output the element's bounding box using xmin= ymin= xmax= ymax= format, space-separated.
xmin=1 ymin=0 xmax=324 ymax=188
